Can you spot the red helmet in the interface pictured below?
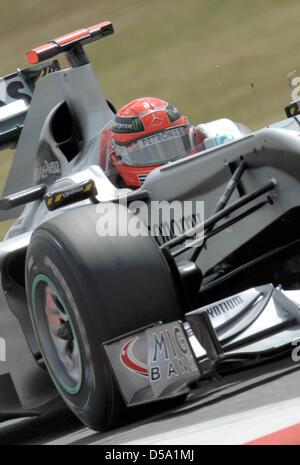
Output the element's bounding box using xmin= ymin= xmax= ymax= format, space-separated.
xmin=106 ymin=97 xmax=203 ymax=187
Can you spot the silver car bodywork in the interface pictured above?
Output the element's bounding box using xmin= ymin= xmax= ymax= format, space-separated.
xmin=1 ymin=22 xmax=300 ymax=418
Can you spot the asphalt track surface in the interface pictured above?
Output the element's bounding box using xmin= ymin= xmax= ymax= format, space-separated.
xmin=1 ymin=355 xmax=300 ymax=445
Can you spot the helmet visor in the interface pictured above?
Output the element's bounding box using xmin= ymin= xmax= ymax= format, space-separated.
xmin=113 ymin=126 xmax=192 ymax=167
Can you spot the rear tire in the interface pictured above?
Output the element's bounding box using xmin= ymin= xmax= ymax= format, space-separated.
xmin=26 ymin=203 xmax=183 ymax=430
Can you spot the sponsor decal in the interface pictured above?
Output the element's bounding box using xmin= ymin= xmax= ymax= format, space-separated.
xmin=45 ymin=180 xmax=97 ymax=211
xmin=206 ymin=295 xmax=244 ymax=319
xmin=149 ymin=325 xmax=198 ymax=385
xmin=111 ymin=116 xmax=145 ymax=134
xmin=105 ymin=321 xmax=199 ymax=404
xmin=62 ymin=185 xmax=86 ymax=198
xmin=138 ymin=126 xmax=185 ymax=148
xmin=39 ymin=160 xmax=61 ymax=179
xmin=146 ymin=111 xmax=165 ymax=127
xmin=120 ymin=325 xmax=199 ymax=384
xmin=120 ymin=337 xmax=149 ymax=377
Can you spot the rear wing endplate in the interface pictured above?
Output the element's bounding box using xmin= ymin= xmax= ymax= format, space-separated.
xmin=26 ymin=21 xmax=114 ymax=67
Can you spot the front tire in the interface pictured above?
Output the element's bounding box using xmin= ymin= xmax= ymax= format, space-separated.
xmin=26 ymin=203 xmax=183 ymax=430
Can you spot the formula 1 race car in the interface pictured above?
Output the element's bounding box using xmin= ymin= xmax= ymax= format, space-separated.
xmin=1 ymin=21 xmax=300 ymax=431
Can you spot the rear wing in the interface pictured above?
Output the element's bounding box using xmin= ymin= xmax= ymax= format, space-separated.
xmin=26 ymin=21 xmax=113 ymax=67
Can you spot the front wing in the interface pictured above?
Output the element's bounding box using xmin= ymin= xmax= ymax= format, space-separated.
xmin=104 ymin=284 xmax=300 ymax=406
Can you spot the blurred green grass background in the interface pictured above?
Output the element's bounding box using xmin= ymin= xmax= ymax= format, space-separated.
xmin=0 ymin=0 xmax=300 ymax=237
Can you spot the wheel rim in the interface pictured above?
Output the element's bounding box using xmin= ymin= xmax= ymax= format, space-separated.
xmin=31 ymin=274 xmax=82 ymax=394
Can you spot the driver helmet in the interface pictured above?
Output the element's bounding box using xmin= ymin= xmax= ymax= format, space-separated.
xmin=106 ymin=97 xmax=205 ymax=187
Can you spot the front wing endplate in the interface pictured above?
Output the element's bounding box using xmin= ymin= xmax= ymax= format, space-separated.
xmin=104 ymin=321 xmax=200 ymax=406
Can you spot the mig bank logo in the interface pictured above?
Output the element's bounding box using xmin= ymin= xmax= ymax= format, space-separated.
xmin=0 ymin=337 xmax=6 ymax=362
